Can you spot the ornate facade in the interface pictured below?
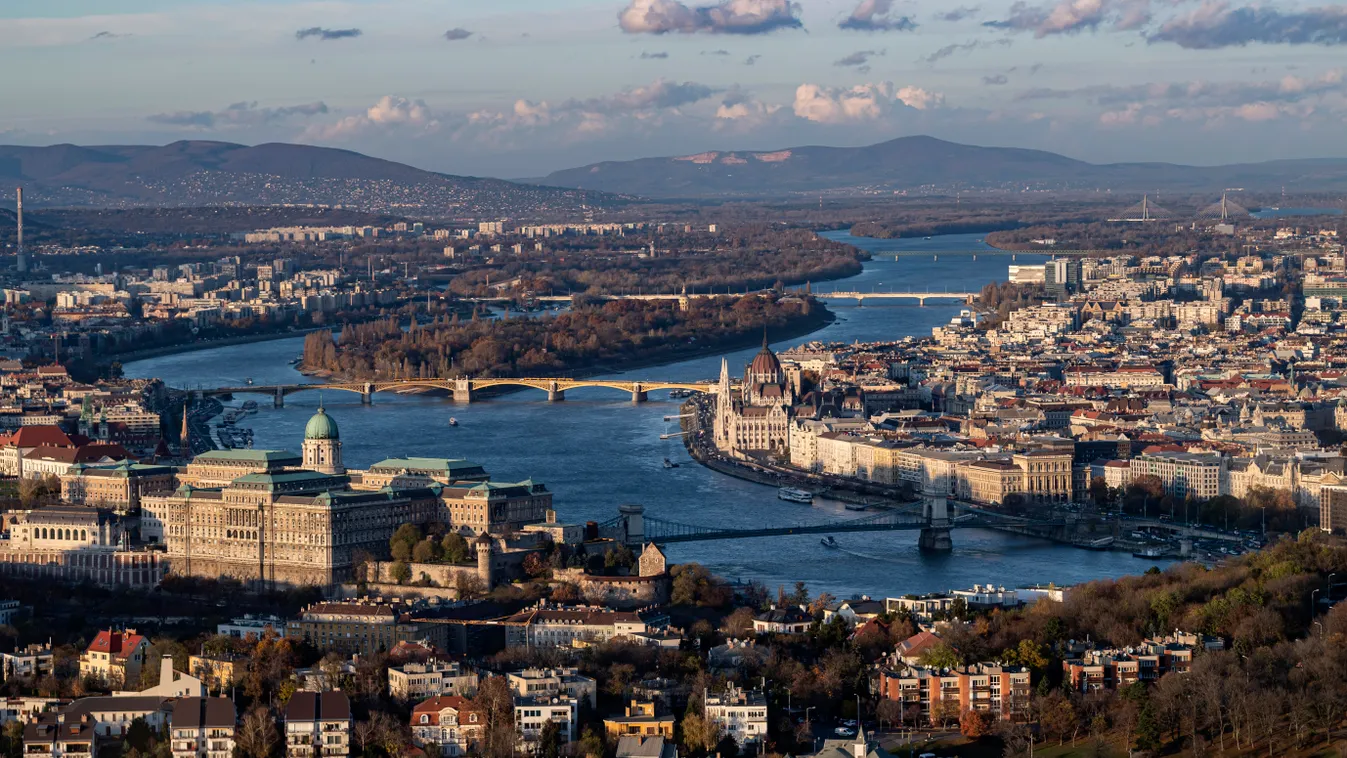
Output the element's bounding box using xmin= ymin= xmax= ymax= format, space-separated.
xmin=139 ymin=406 xmax=552 ymax=588
xmin=713 ymin=341 xmax=795 ymax=457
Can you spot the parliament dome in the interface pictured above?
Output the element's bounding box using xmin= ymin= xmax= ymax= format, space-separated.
xmin=749 ymin=345 xmax=782 ymax=377
xmin=304 ymin=406 xmax=340 ymax=440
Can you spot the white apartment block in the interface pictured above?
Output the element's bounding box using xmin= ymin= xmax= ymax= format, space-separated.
xmin=703 ymin=685 xmax=767 ymax=748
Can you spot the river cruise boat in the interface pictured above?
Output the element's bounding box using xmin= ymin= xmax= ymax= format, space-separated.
xmin=778 ymin=487 xmax=814 ymax=504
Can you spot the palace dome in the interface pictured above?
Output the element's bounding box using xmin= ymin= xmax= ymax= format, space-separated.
xmin=749 ymin=345 xmax=782 ymax=377
xmin=304 ymin=406 xmax=340 ymax=440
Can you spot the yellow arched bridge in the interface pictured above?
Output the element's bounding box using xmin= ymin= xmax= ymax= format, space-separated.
xmin=195 ymin=377 xmax=721 ymax=406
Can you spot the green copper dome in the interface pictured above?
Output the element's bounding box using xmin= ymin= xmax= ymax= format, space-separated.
xmin=304 ymin=406 xmax=340 ymax=440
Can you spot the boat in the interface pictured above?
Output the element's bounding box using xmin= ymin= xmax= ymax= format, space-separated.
xmin=924 ymin=236 xmax=932 ymax=240
xmin=844 ymin=503 xmax=868 ymax=511
xmin=820 ymin=536 xmax=839 ymax=548
xmin=241 ymin=400 xmax=258 ymax=413
xmin=1084 ymin=537 xmax=1116 ymax=550
xmin=778 ymin=487 xmax=814 ymax=504
xmin=663 ymin=458 xmax=679 ymax=469
xmin=448 ymin=417 xmax=459 ymax=427
xmin=1133 ymin=547 xmax=1166 ymax=559
xmin=244 ymin=377 xmax=253 ymax=385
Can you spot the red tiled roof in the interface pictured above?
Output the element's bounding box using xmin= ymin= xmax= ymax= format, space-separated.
xmin=412 ymin=696 xmax=482 ymax=726
xmin=0 ymin=426 xmax=74 ymax=449
xmin=87 ymin=630 xmax=147 ymax=659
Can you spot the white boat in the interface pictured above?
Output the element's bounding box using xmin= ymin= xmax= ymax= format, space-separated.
xmin=448 ymin=417 xmax=459 ymax=427
xmin=778 ymin=487 xmax=814 ymax=504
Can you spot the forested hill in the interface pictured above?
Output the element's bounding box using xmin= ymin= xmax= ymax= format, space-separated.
xmin=537 ymin=135 xmax=1347 ymax=198
xmin=0 ymin=141 xmax=627 ymax=216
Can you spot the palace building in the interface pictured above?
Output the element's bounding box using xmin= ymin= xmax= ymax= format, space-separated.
xmin=137 ymin=404 xmax=552 ymax=587
xmin=713 ymin=340 xmax=795 ymax=457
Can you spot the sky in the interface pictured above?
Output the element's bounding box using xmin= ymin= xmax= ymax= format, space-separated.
xmin=3 ymin=0 xmax=1347 ymax=178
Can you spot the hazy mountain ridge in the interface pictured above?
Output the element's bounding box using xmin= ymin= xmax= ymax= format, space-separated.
xmin=0 ymin=141 xmax=625 ymax=216
xmin=537 ymin=136 xmax=1347 ymax=198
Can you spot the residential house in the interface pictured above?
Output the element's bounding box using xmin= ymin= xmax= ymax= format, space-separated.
xmin=410 ymin=695 xmax=483 ymax=757
xmin=79 ymin=630 xmax=149 ymax=688
xmin=284 ymin=692 xmax=351 ymax=758
xmin=169 ymin=697 xmax=236 ymax=758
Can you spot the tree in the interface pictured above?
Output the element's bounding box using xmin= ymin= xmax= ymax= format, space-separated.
xmin=237 ymin=707 xmax=280 ymax=758
xmin=538 ymin=720 xmax=562 ymax=758
xmin=1038 ymin=691 xmax=1078 ymax=746
xmin=960 ymin=709 xmax=992 ymax=739
xmin=473 ymin=676 xmax=516 ymax=758
xmin=919 ymin=643 xmax=962 ymax=670
xmin=523 ymin=552 xmax=549 ymax=579
xmin=412 ymin=538 xmax=441 ymax=564
xmin=875 ymin=699 xmax=905 ymax=730
xmin=442 ymin=533 xmax=469 ymax=564
xmin=390 ymin=561 xmax=411 ymax=585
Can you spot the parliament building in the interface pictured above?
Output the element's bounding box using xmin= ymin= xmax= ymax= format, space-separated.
xmin=713 ymin=341 xmax=796 ymax=457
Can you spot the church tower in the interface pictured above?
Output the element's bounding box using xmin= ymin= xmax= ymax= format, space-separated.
xmin=302 ymin=403 xmax=344 ymax=475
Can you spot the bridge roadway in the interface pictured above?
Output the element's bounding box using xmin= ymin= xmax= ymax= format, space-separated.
xmin=874 ymin=249 xmax=1112 ymax=259
xmin=462 ymin=291 xmax=975 ymax=306
xmin=196 ymin=376 xmax=721 ymax=406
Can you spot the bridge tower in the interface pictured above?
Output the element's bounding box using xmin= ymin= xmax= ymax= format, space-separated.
xmin=453 ymin=379 xmax=473 ymax=404
xmin=918 ymin=493 xmax=953 ymax=552
xmin=618 ymin=504 xmax=645 ymax=546
xmin=274 ymin=387 xmax=285 ymax=408
xmin=631 ymin=382 xmax=648 ymax=403
xmin=361 ymin=383 xmax=373 ymax=405
xmin=547 ymin=381 xmax=565 ymax=403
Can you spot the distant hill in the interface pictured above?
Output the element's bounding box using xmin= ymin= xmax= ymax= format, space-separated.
xmin=0 ymin=141 xmax=626 ymax=216
xmin=537 ymin=135 xmax=1347 ymax=198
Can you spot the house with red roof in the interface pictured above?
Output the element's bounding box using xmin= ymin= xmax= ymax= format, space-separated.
xmin=79 ymin=629 xmax=150 ymax=688
xmin=410 ymin=695 xmax=484 ymax=757
xmin=0 ymin=426 xmax=75 ymax=476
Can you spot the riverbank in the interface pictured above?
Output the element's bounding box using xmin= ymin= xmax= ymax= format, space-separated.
xmin=111 ymin=327 xmax=330 ymax=364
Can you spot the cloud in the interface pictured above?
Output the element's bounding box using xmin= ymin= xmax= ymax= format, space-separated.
xmin=640 ymin=50 xmax=670 ymax=58
xmin=148 ymin=101 xmax=329 ymax=129
xmin=306 ymin=96 xmax=437 ymax=139
xmin=835 ymin=49 xmax=883 ymax=67
xmin=744 ymin=54 xmax=762 ymax=64
xmin=839 ymin=0 xmax=917 ymax=31
xmin=1148 ymin=2 xmax=1347 ymax=48
xmin=793 ymin=81 xmax=944 ymax=123
xmin=938 ymin=6 xmax=982 ymax=22
xmin=922 ymin=38 xmax=1012 ymax=63
xmin=295 ymin=27 xmax=362 ymax=41
xmin=983 ymin=74 xmax=1009 ymax=85
xmin=443 ymin=28 xmax=474 ymax=41
xmin=568 ymin=79 xmax=718 ymax=113
xmin=89 ymin=31 xmax=129 ymax=40
xmin=704 ymin=48 xmax=731 ymax=55
xmin=985 ymin=0 xmax=1151 ymax=36
xmin=715 ymin=89 xmax=783 ymax=123
xmin=618 ymin=0 xmax=803 ymax=35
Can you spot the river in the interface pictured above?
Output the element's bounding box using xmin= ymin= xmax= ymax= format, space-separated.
xmin=126 ymin=232 xmax=1158 ymax=600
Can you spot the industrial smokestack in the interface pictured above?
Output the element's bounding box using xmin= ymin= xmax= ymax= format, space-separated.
xmin=15 ymin=187 xmax=26 ymax=274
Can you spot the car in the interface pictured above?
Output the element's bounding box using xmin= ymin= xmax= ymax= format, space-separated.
xmin=834 ymin=727 xmax=855 ymax=737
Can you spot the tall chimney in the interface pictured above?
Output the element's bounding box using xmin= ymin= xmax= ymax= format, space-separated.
xmin=15 ymin=187 xmax=26 ymax=274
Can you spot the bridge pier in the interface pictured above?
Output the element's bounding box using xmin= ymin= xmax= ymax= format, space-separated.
xmin=547 ymin=382 xmax=565 ymax=403
xmin=619 ymin=504 xmax=645 ymax=546
xmin=632 ymin=383 xmax=647 ymax=403
xmin=273 ymin=388 xmax=284 ymax=408
xmin=453 ymin=379 xmax=473 ymax=404
xmin=920 ymin=494 xmax=954 ymax=552
xmin=361 ymin=392 xmax=372 ymax=405
xmin=917 ymin=297 xmax=926 ymax=307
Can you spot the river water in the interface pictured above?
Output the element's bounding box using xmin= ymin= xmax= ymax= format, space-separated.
xmin=127 ymin=233 xmax=1156 ymax=599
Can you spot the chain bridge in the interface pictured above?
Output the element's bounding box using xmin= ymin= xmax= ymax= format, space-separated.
xmin=195 ymin=376 xmax=721 ymax=406
xmin=596 ymin=498 xmax=1074 ymax=551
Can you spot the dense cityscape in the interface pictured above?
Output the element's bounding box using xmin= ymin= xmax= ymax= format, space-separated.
xmin=6 ymin=1 xmax=1347 ymax=753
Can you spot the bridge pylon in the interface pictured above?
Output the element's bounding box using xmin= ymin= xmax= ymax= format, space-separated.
xmin=274 ymin=387 xmax=285 ymax=408
xmin=618 ymin=504 xmax=645 ymax=545
xmin=919 ymin=494 xmax=953 ymax=552
xmin=547 ymin=381 xmax=565 ymax=403
xmin=453 ymin=379 xmax=473 ymax=404
xmin=632 ymin=383 xmax=647 ymax=403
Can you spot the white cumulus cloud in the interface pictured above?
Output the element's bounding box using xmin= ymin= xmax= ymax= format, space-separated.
xmin=792 ymin=82 xmax=944 ymax=123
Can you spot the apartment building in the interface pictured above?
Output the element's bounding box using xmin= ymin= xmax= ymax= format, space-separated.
xmin=514 ymin=696 xmax=577 ymax=749
xmin=506 ymin=668 xmax=597 ymax=708
xmin=703 ymin=685 xmax=767 ymax=748
xmin=1 ymin=643 xmax=53 ymax=682
xmin=1062 ymin=633 xmax=1224 ymax=692
xmin=169 ymin=697 xmax=236 ymax=758
xmin=873 ymin=662 xmax=1031 ymax=725
xmin=284 ymin=692 xmax=351 ymax=758
xmin=286 ymin=602 xmax=425 ymax=657
xmin=603 ymin=700 xmax=675 ymax=740
xmin=1131 ymin=451 xmax=1224 ymax=500
xmin=388 ymin=659 xmax=478 ymax=701
xmin=501 ymin=606 xmax=648 ymax=649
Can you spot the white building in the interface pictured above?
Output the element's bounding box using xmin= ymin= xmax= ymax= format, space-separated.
xmin=703 ymin=684 xmax=767 ymax=748
xmin=388 ymin=659 xmax=478 ymax=701
xmin=514 ymin=696 xmax=577 ymax=749
xmin=169 ymin=697 xmax=236 ymax=758
xmin=506 ymin=668 xmax=597 ymax=708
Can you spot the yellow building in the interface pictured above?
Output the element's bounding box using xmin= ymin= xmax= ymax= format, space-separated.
xmin=188 ymin=654 xmax=250 ymax=691
xmin=1012 ymin=449 xmax=1074 ymax=502
xmin=603 ymin=700 xmax=675 ymax=740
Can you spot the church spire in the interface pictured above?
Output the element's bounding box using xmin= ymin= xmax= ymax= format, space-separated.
xmin=180 ymin=407 xmax=190 ymax=459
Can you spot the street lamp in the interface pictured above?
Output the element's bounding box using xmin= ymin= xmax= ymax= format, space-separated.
xmin=1314 ymin=621 xmax=1324 ymax=638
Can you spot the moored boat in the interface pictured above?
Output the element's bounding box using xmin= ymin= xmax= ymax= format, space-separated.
xmin=778 ymin=487 xmax=814 ymax=504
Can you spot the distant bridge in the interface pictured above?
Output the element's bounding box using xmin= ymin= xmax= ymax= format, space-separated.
xmin=196 ymin=377 xmax=719 ymax=406
xmin=597 ymin=499 xmax=1073 ymax=551
xmin=813 ymin=291 xmax=977 ymax=306
xmin=873 ymin=249 xmax=1111 ymax=259
xmin=463 ymin=290 xmax=976 ymax=306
